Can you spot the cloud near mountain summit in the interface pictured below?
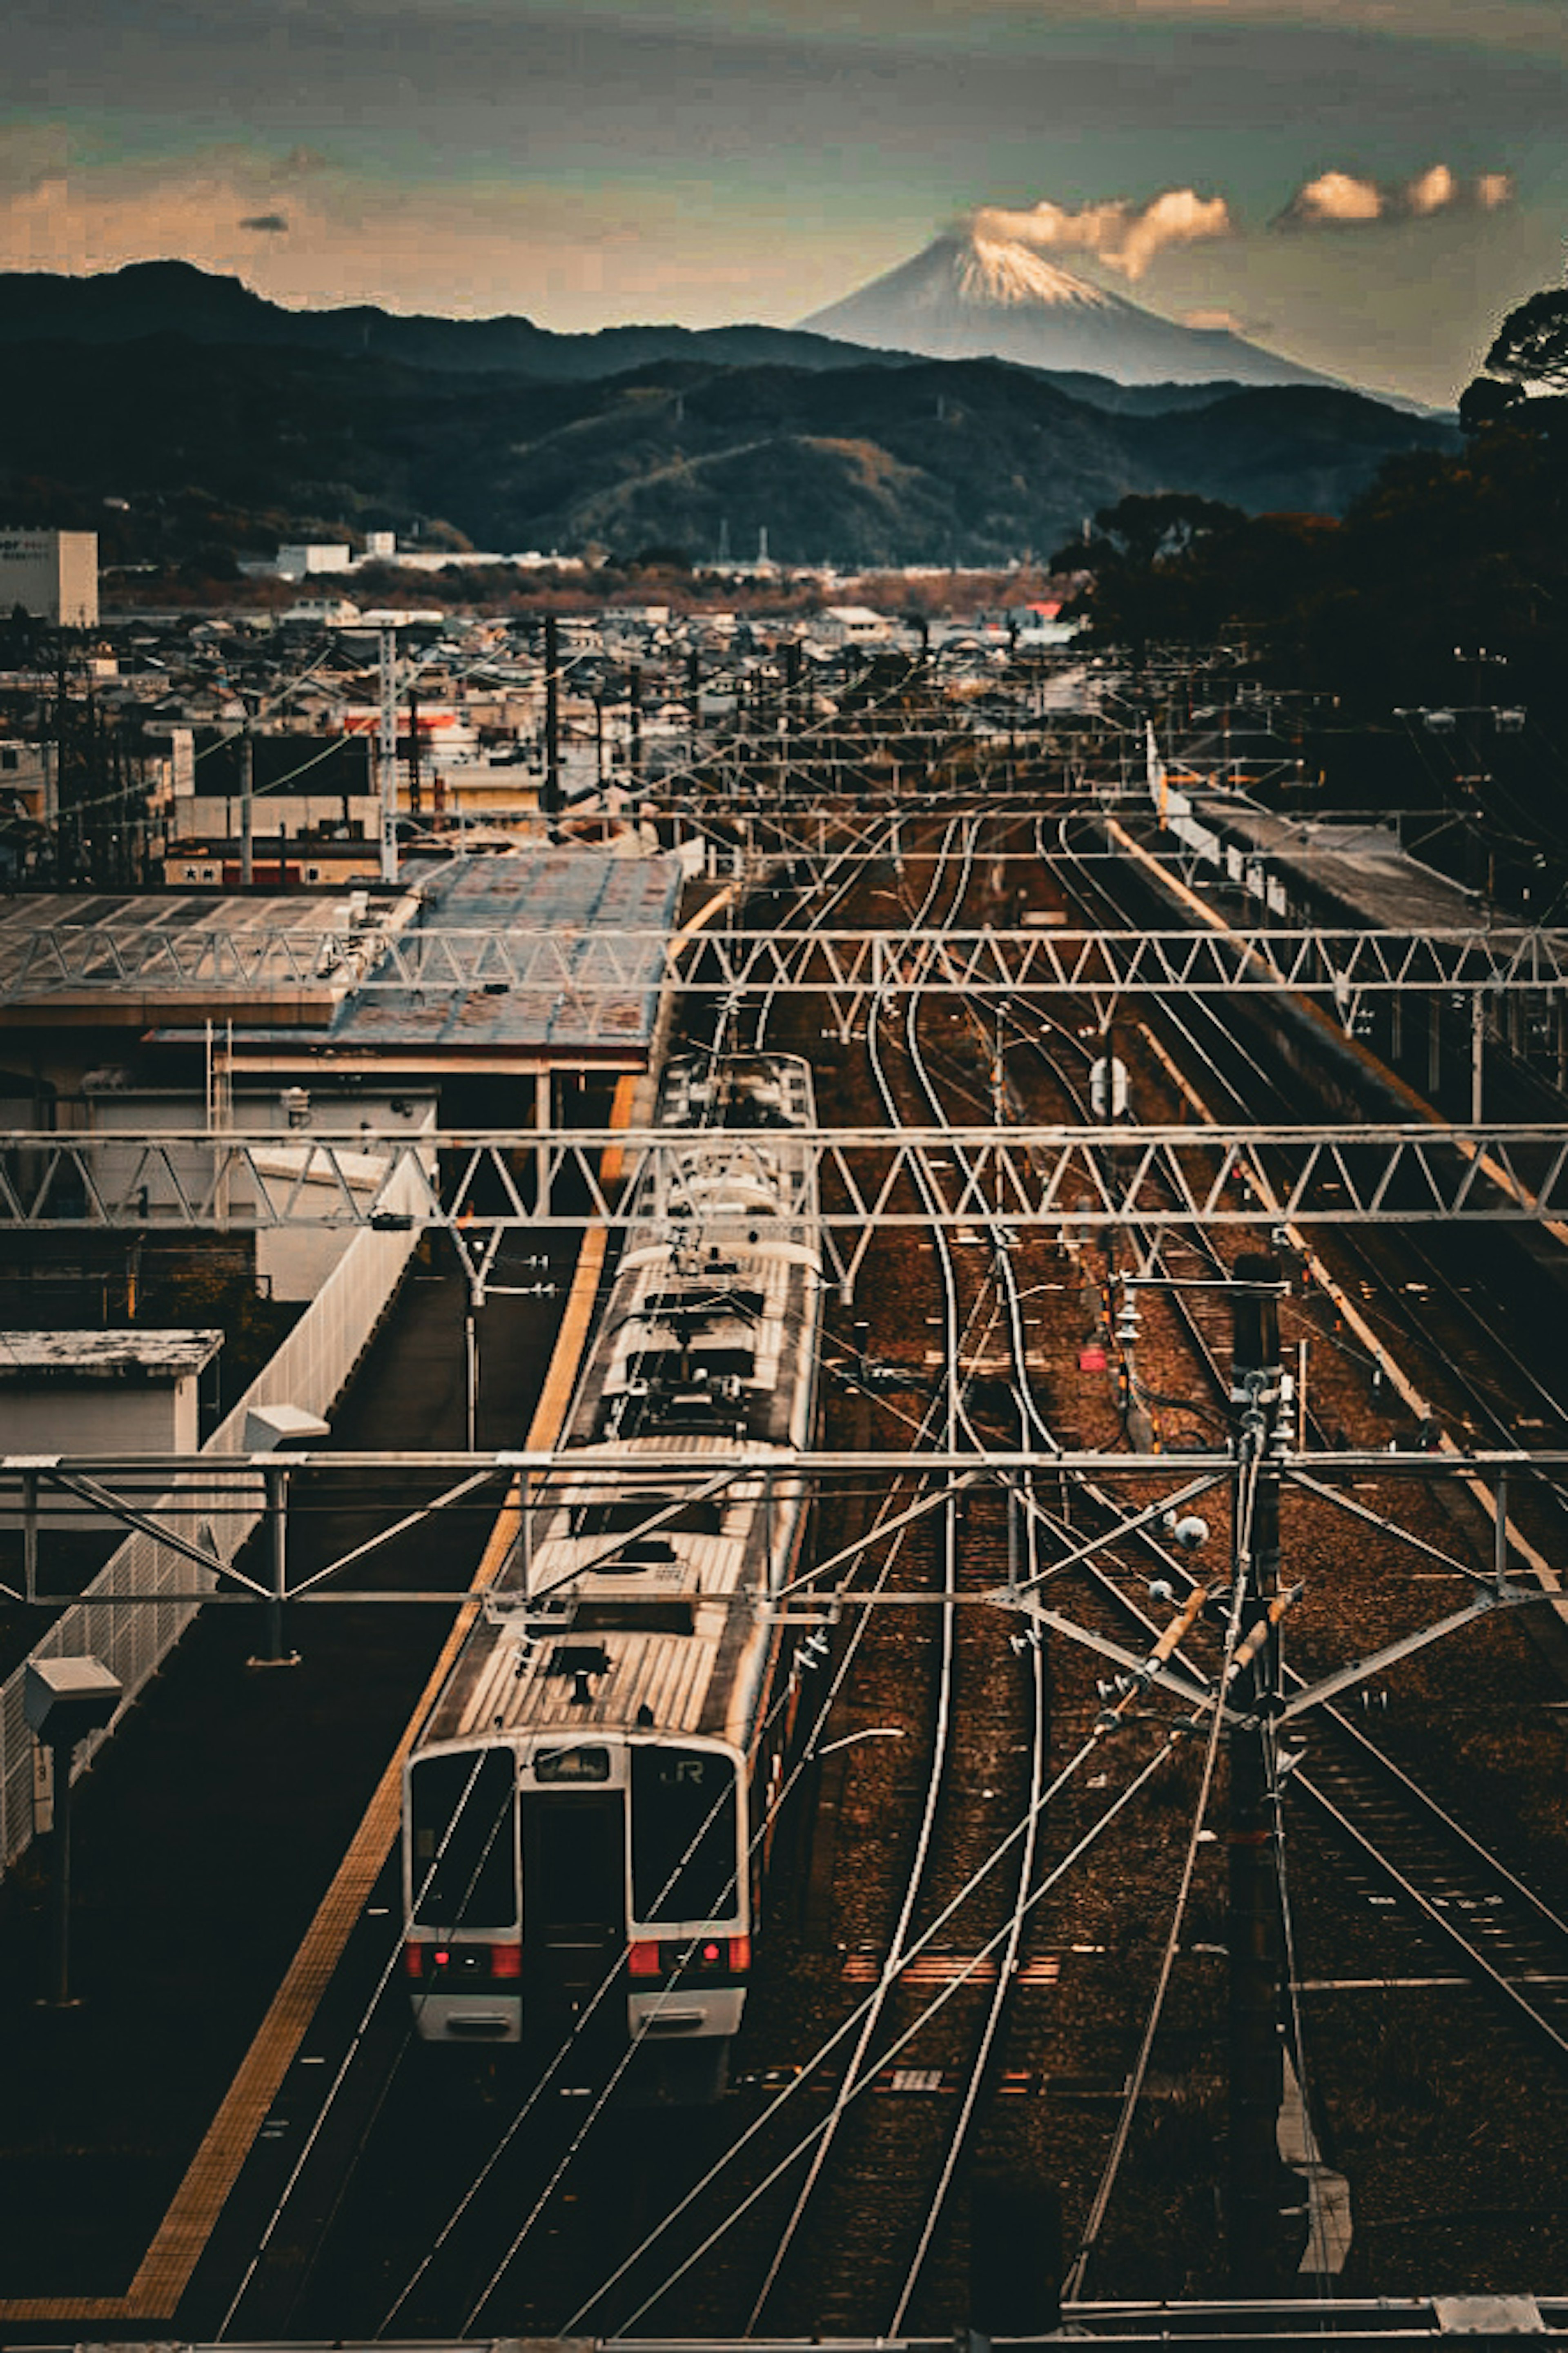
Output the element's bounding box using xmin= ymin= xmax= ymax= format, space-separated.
xmin=967 ymin=189 xmax=1232 ymax=282
xmin=968 ymin=163 xmax=1514 ymax=280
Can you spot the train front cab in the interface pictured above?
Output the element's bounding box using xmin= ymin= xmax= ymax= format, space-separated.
xmin=402 ymin=1734 xmax=751 ymax=2061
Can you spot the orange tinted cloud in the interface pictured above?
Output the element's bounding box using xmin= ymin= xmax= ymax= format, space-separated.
xmin=1276 ymin=161 xmax=1515 ymax=227
xmin=1181 ymin=305 xmax=1256 ymax=333
xmin=971 ymin=187 xmax=1231 ymax=281
xmin=0 ymin=149 xmax=779 ymax=319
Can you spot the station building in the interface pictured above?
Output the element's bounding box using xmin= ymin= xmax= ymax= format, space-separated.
xmin=0 ymin=848 xmax=685 ymax=1287
xmin=0 ymin=1331 xmax=223 ymax=1527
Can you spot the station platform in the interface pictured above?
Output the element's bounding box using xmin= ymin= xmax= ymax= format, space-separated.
xmin=0 ymin=1240 xmax=573 ymax=2329
xmin=1175 ymin=794 xmax=1486 ymax=937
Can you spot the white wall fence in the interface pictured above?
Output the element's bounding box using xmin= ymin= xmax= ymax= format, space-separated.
xmin=0 ymin=1180 xmax=423 ymax=1874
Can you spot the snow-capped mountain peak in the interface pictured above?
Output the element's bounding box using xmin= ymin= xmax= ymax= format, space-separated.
xmin=952 ymin=233 xmax=1114 ymax=312
xmin=804 ymin=225 xmax=1336 ymax=390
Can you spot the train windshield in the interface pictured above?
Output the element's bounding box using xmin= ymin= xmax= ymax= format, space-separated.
xmin=630 ymin=1746 xmax=741 ymax=1924
xmin=410 ymin=1748 xmax=518 ymax=1928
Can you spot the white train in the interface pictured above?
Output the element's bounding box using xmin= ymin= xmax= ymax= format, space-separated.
xmin=401 ymin=1053 xmax=822 ymax=2092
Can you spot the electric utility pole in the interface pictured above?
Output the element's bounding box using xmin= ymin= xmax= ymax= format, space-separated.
xmin=1226 ymin=1251 xmax=1291 ymax=2289
xmin=377 ymin=625 xmax=399 ymax=884
xmin=239 ymin=719 xmax=254 ymax=887
xmin=543 ymin=613 xmax=561 ymax=840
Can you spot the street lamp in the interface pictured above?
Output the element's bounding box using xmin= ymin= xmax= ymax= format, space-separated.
xmin=245 ymin=1402 xmax=330 ymax=1668
xmin=25 ymin=1657 xmax=123 ymax=2007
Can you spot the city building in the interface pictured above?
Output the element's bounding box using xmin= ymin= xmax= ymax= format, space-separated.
xmin=274 ymin=543 xmax=353 ymax=580
xmin=822 ymin=604 xmax=894 ymax=645
xmin=0 ymin=529 xmax=99 ymax=626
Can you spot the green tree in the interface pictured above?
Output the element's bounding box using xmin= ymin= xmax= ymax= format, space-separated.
xmin=1057 ymin=491 xmax=1245 ymax=574
xmin=1051 ymin=493 xmax=1248 ymax=651
xmin=1460 ymin=286 xmax=1568 ymax=425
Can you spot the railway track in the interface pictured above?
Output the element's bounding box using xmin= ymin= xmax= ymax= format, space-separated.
xmin=198 ymin=797 xmax=1568 ymax=2333
xmin=738 ymin=818 xmax=982 ymax=2336
xmin=1290 ymin=1704 xmax=1568 ymax=2062
xmin=735 ymin=817 xmax=1053 ymax=2339
xmin=519 ymin=816 xmax=1055 ymax=2341
xmin=1036 ymin=815 xmax=1568 ymax=2084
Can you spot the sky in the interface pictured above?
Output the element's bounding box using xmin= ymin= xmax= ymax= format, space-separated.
xmin=3 ymin=0 xmax=1566 ymax=403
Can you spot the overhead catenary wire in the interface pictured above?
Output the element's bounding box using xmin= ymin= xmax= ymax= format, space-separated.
xmin=1061 ymin=1562 xmax=1251 ymax=2300
xmin=381 ymin=849 xmax=978 ymax=2332
xmin=573 ymin=1721 xmax=1186 ymax=2341
xmin=885 ymin=1376 xmax=1050 ymax=2335
xmin=743 ymin=824 xmax=976 ymax=2329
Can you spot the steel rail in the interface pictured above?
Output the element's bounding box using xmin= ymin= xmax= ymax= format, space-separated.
xmin=1039 ymin=837 xmax=1568 ymax=2080
xmin=1301 ymin=1692 xmax=1568 ymax=1950
xmin=1290 ymin=1770 xmax=1568 ymax=2066
xmin=884 ymin=958 xmax=1050 ymax=2339
xmin=743 ymin=814 xmax=978 ymax=2332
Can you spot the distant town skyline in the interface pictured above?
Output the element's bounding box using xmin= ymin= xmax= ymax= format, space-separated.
xmin=5 ymin=0 xmax=1566 ymax=403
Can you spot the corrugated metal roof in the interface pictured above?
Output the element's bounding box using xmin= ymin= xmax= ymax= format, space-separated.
xmin=324 ymin=852 xmax=682 ymax=1054
xmin=0 ymin=1327 xmax=223 ymax=1380
xmin=4 ymin=855 xmax=681 ymax=1063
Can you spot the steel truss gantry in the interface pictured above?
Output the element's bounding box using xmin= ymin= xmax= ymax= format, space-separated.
xmin=6 ymin=1446 xmax=1559 ymax=1733
xmin=7 ymin=921 xmax=1568 ymax=1006
xmin=8 ymin=1124 xmax=1568 ymax=1268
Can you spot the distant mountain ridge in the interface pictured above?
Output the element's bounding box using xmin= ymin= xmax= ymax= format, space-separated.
xmin=0 ymin=342 xmax=1457 ymax=576
xmin=0 ymin=259 xmax=900 ymax=381
xmin=0 ymin=257 xmax=1354 ymax=411
xmin=804 ymin=227 xmax=1346 ymax=393
xmin=0 ymin=260 xmax=1459 ymax=572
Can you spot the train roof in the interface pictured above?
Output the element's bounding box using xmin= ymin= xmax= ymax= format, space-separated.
xmin=419 ymin=1438 xmax=802 ymax=1753
xmin=412 ymin=1049 xmax=822 ymax=1767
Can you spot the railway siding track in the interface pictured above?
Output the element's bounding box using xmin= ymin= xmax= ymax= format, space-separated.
xmin=1040 ymin=818 xmax=1568 ymax=2105
xmin=1291 ymin=1705 xmax=1568 ymax=2066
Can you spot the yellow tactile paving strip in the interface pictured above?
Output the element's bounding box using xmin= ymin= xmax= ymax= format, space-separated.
xmin=0 ymin=1073 xmax=634 ymax=2323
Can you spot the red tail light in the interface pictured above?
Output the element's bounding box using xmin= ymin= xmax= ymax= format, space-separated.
xmin=403 ymin=1943 xmax=424 ymax=1979
xmin=490 ymin=1941 xmax=523 ymax=1979
xmin=628 ymin=1936 xmax=750 ymax=1983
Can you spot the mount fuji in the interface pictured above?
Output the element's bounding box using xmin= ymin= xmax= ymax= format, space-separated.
xmin=804 ymin=227 xmax=1338 ymax=392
